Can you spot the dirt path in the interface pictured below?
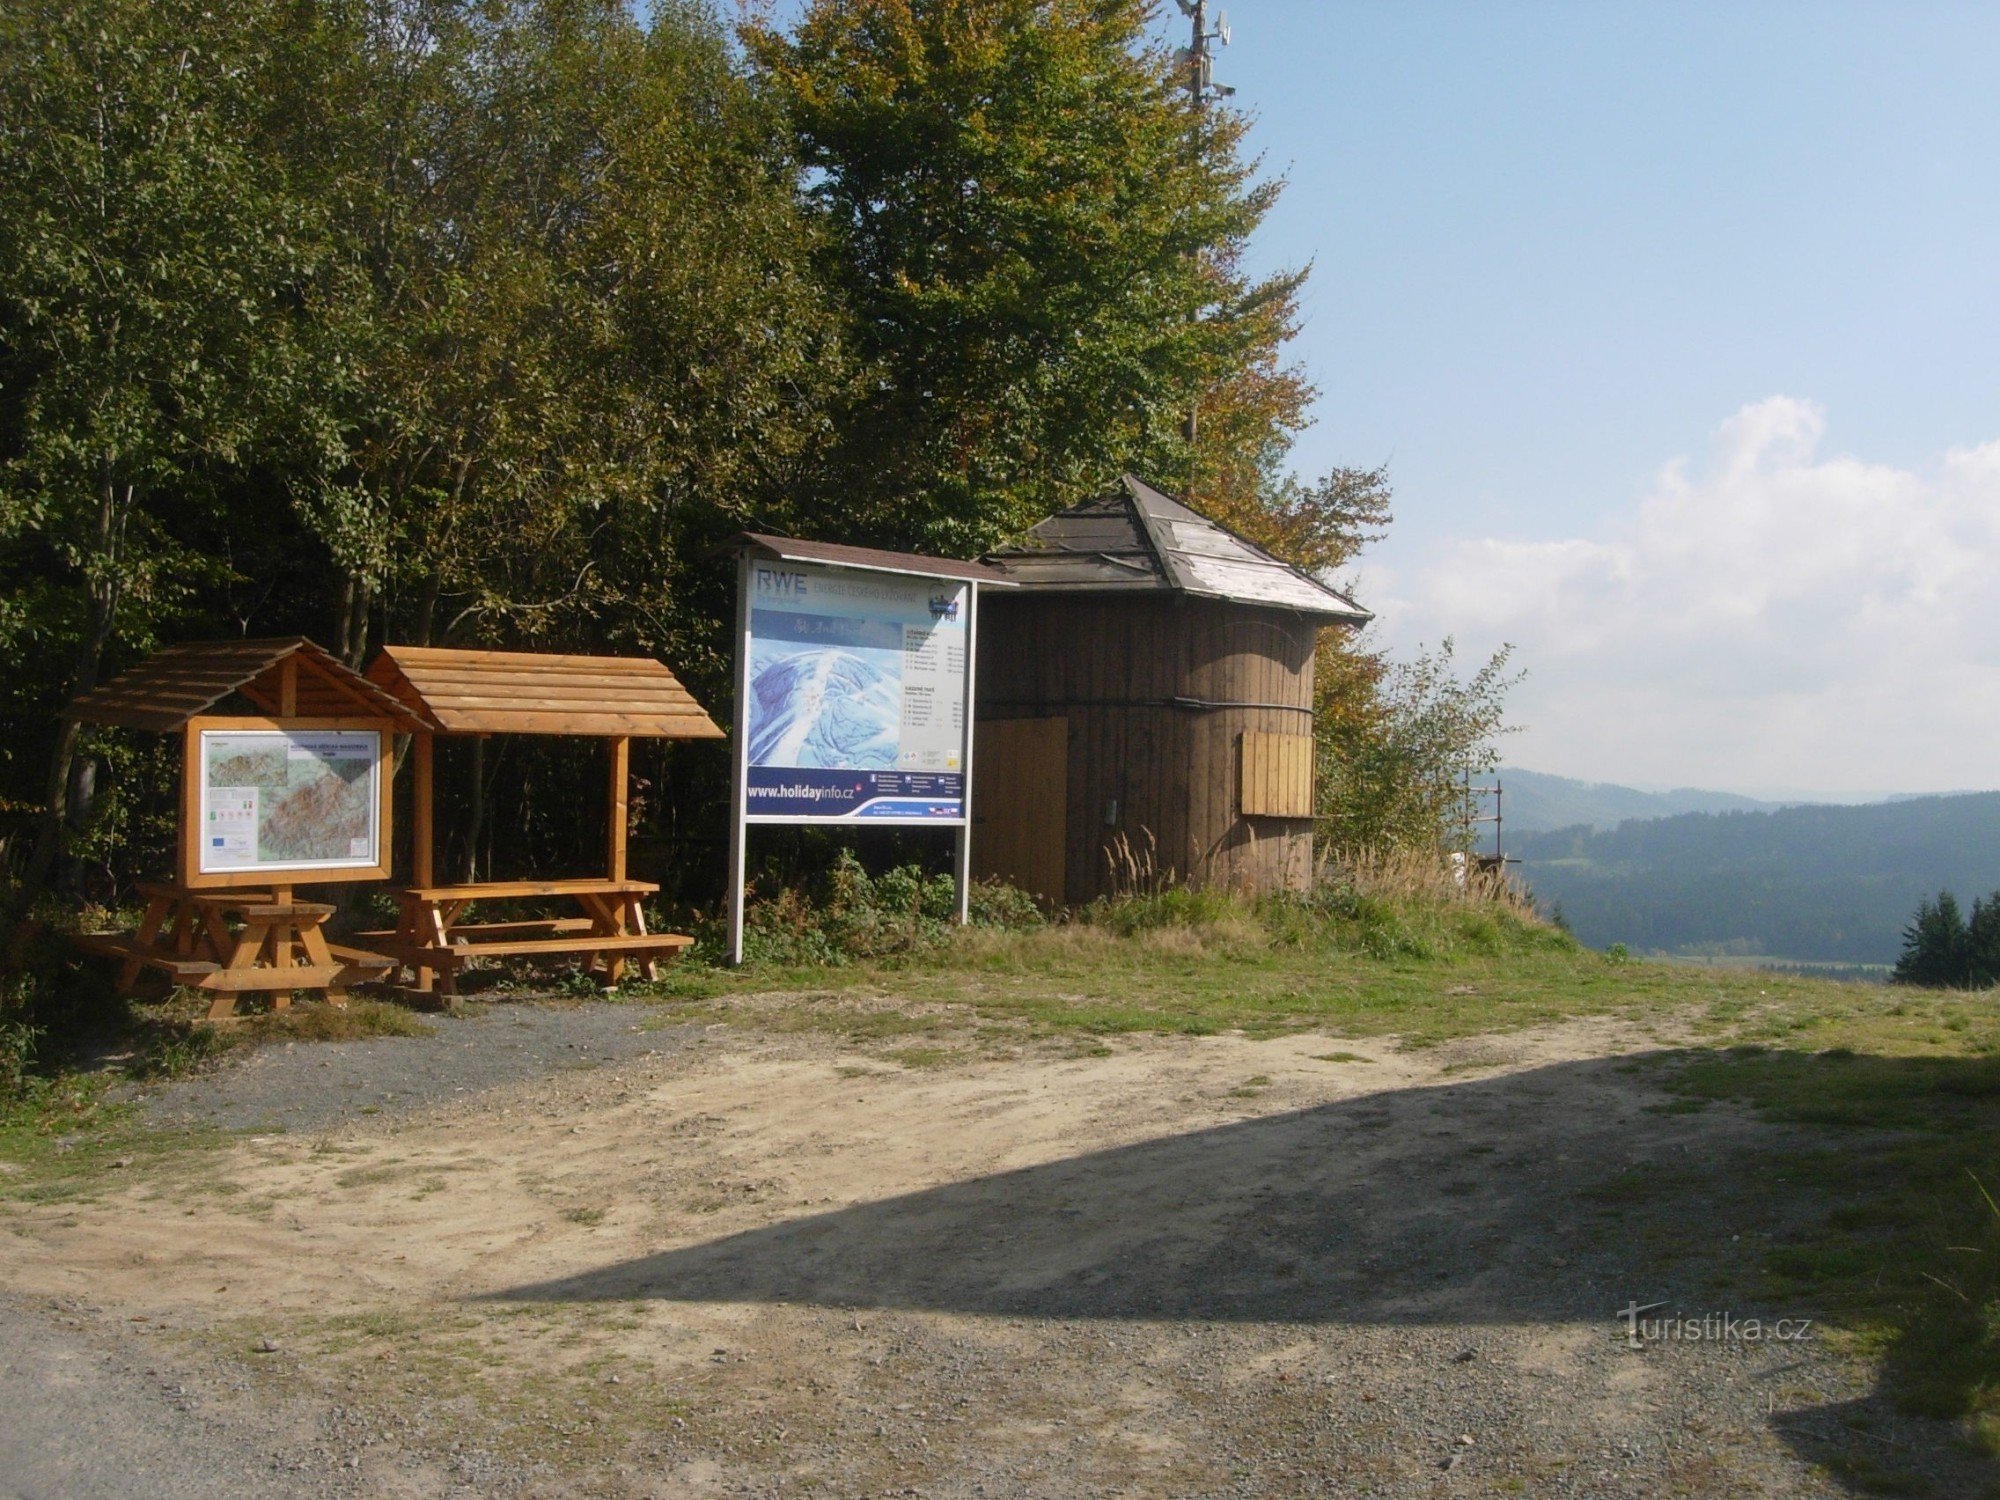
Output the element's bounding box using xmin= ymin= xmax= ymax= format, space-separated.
xmin=0 ymin=1007 xmax=1981 ymax=1497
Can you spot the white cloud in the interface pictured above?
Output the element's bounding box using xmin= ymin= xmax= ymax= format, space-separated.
xmin=1372 ymin=397 xmax=2000 ymax=794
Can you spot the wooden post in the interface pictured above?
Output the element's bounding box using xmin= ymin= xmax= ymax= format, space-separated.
xmin=726 ymin=552 xmax=752 ymax=966
xmin=607 ymin=735 xmax=630 ymax=885
xmin=411 ymin=730 xmax=436 ymax=993
xmin=178 ymin=723 xmax=200 ymax=888
xmin=278 ymin=656 xmax=298 ymax=717
xmin=412 ymin=731 xmax=435 ymax=887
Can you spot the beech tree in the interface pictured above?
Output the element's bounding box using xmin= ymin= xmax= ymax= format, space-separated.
xmin=749 ymin=0 xmax=1302 ymax=553
xmin=0 ymin=0 xmax=314 ymax=889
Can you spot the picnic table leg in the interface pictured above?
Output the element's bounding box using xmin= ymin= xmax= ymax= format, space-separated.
xmin=202 ymin=916 xmax=268 ymax=1023
xmin=119 ymin=893 xmax=172 ymax=994
xmin=626 ymin=894 xmax=662 ymax=981
xmin=393 ymin=896 xmax=433 ymax=993
xmin=579 ymin=893 xmax=627 ymax=987
xmin=298 ymin=922 xmax=348 ymax=1009
xmin=215 ymin=916 xmax=276 ymax=1024
xmin=168 ymin=899 xmax=198 ymax=956
xmin=198 ymin=905 xmax=235 ymax=965
xmin=428 ymin=902 xmax=458 ymax=1000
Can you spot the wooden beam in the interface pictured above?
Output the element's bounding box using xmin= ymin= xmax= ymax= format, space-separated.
xmin=178 ymin=723 xmax=199 ymax=887
xmin=278 ymin=656 xmax=298 ymax=716
xmin=608 ymin=735 xmax=630 ymax=883
xmin=413 ymin=730 xmax=435 ymax=888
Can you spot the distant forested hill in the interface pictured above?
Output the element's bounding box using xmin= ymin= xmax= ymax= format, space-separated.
xmin=1498 ymin=768 xmax=1786 ymax=833
xmin=1511 ymin=792 xmax=2000 ymax=965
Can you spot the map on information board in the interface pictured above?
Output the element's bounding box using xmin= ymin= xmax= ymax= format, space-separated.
xmin=744 ymin=560 xmax=969 ymax=821
xmin=198 ymin=728 xmax=381 ymax=874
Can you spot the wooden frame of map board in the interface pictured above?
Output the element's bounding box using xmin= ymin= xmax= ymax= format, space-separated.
xmin=177 ymin=716 xmax=396 ymax=890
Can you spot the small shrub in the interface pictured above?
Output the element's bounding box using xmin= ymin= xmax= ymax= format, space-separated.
xmin=726 ymin=852 xmax=1042 ymax=968
xmin=0 ymin=1013 xmax=40 ymax=1105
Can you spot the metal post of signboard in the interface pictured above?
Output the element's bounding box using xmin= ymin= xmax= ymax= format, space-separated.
xmin=726 ymin=550 xmax=753 ymax=966
xmin=954 ymin=581 xmax=979 ymax=926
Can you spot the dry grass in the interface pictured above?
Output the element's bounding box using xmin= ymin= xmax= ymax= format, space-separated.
xmin=1322 ymin=843 xmax=1537 ymax=914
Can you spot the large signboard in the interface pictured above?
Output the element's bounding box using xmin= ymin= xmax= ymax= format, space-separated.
xmin=196 ymin=727 xmax=383 ymax=876
xmin=744 ymin=560 xmax=971 ymax=822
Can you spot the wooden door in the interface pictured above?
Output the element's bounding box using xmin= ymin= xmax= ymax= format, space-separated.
xmin=972 ymin=717 xmax=1069 ymax=906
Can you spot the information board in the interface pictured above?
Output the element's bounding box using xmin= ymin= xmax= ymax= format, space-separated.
xmin=196 ymin=727 xmax=382 ymax=875
xmin=743 ymin=560 xmax=971 ymax=822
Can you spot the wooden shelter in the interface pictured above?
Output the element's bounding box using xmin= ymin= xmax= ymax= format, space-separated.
xmin=66 ymin=638 xmax=423 ymax=1015
xmin=362 ymin=646 xmax=724 ymax=995
xmin=973 ymin=476 xmax=1371 ymax=905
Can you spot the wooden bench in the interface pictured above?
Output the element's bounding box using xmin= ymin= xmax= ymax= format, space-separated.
xmin=363 ymin=878 xmax=692 ymax=998
xmin=77 ymin=881 xmax=395 ymax=1020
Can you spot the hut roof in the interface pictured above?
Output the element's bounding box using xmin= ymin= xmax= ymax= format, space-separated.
xmin=67 ymin=637 xmax=424 ymax=731
xmin=981 ymin=475 xmax=1371 ymax=622
xmin=735 ymin=533 xmax=1014 ymax=585
xmin=366 ymin=646 xmax=724 ymax=739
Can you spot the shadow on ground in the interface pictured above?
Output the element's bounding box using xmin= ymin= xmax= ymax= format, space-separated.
xmin=493 ymin=1045 xmax=2000 ymax=1493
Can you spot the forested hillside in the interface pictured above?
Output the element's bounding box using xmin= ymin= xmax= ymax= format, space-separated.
xmin=1499 ymin=768 xmax=1784 ymax=833
xmin=1514 ymin=793 xmax=2000 ymax=964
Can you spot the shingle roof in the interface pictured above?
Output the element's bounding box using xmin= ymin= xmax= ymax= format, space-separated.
xmin=981 ymin=476 xmax=1371 ymax=622
xmin=366 ymin=646 xmax=724 ymax=739
xmin=67 ymin=638 xmax=425 ymax=731
xmin=735 ymin=534 xmax=1014 ymax=585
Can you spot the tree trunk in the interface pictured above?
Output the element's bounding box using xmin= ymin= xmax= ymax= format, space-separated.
xmin=413 ymin=573 xmax=440 ymax=648
xmin=21 ymin=473 xmax=126 ymax=903
xmin=333 ymin=574 xmax=356 ymax=661
xmin=346 ymin=577 xmax=373 ymax=668
xmin=461 ymin=736 xmax=484 ymax=884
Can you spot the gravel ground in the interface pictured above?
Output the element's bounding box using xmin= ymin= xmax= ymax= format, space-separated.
xmin=124 ymin=1000 xmax=699 ymax=1134
xmin=0 ymin=1292 xmax=351 ymax=1500
xmin=8 ymin=1006 xmax=1989 ymax=1498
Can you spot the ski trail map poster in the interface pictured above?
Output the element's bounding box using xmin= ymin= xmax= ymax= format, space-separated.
xmin=198 ymin=728 xmax=382 ymax=874
xmin=745 ymin=560 xmax=970 ymax=822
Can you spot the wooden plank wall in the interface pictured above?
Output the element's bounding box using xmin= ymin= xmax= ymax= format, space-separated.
xmin=970 ymin=718 xmax=1068 ymax=903
xmin=976 ymin=595 xmax=1319 ymax=904
xmin=1180 ymin=601 xmax=1317 ymax=895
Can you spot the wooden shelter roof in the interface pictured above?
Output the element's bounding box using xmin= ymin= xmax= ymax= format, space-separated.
xmin=982 ymin=475 xmax=1372 ymax=623
xmin=735 ymin=533 xmax=1014 ymax=585
xmin=366 ymin=646 xmax=724 ymax=739
xmin=67 ymin=637 xmax=425 ymax=731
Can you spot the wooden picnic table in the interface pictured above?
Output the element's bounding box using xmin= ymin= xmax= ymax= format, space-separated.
xmin=358 ymin=877 xmax=693 ymax=998
xmin=77 ymin=880 xmax=393 ymax=1020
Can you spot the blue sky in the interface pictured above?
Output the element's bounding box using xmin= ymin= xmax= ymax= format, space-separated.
xmin=1190 ymin=1 xmax=2000 ymax=795
xmin=1218 ymin=1 xmax=2000 ymax=544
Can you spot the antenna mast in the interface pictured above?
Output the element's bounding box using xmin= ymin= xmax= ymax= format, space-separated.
xmin=1175 ymin=2 xmax=1233 ymax=446
xmin=1176 ymin=0 xmax=1234 ymax=110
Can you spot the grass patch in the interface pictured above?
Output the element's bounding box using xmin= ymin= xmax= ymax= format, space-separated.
xmin=1658 ymin=1020 xmax=2000 ymax=1449
xmin=882 ymin=1045 xmax=956 ymax=1070
xmin=240 ymin=1000 xmax=433 ymax=1044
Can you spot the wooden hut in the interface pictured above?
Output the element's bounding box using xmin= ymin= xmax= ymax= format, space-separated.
xmin=972 ymin=476 xmax=1370 ymax=905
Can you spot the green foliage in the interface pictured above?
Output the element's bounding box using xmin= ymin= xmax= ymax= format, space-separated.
xmin=0 ymin=1009 xmax=39 ymax=1105
xmin=750 ymin=0 xmax=1300 ymax=552
xmin=0 ymin=0 xmax=1430 ymax=928
xmin=1894 ymin=888 xmax=2000 ymax=989
xmin=1316 ymin=636 xmax=1521 ymax=854
xmin=729 ymin=850 xmax=1041 ymax=967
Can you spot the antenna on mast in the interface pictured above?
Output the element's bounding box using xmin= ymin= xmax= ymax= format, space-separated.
xmin=1174 ymin=0 xmax=1235 ymax=108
